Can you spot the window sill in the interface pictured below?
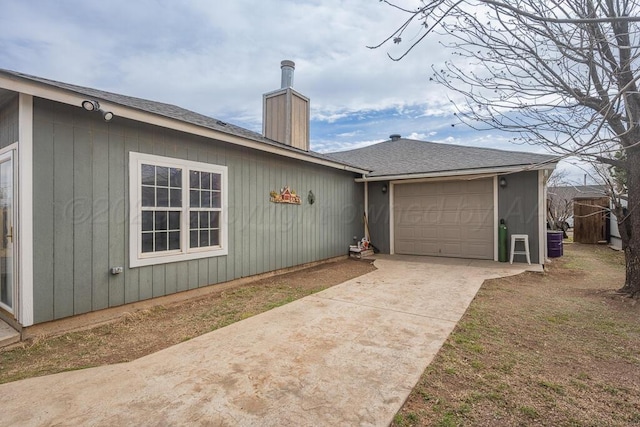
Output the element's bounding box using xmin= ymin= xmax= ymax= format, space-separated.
xmin=130 ymin=247 xmax=228 ymax=268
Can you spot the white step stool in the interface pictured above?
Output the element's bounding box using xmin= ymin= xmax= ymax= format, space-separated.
xmin=510 ymin=234 xmax=531 ymax=265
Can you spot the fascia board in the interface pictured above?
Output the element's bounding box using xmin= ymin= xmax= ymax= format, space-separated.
xmin=356 ymin=163 xmax=558 ymax=183
xmin=0 ymin=74 xmax=368 ymax=175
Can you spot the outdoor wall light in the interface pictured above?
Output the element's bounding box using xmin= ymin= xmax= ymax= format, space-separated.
xmin=82 ymin=99 xmax=114 ymax=122
xmin=82 ymin=100 xmax=100 ymax=111
xmin=382 ymin=184 xmax=388 ymax=194
xmin=499 ymin=177 xmax=507 ymax=188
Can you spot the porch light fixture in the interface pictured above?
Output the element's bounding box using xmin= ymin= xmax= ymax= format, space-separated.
xmin=382 ymin=184 xmax=388 ymax=194
xmin=81 ymin=99 xmax=114 ymax=122
xmin=82 ymin=100 xmax=100 ymax=111
xmin=499 ymin=177 xmax=507 ymax=188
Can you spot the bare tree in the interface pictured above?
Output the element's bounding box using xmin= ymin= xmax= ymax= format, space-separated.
xmin=546 ymin=170 xmax=574 ymax=235
xmin=373 ymin=0 xmax=640 ymax=297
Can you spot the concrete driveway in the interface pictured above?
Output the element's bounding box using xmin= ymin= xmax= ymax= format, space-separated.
xmin=0 ymin=256 xmax=533 ymax=426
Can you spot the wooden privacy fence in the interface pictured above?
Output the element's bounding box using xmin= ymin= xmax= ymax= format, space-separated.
xmin=573 ymin=197 xmax=609 ymax=244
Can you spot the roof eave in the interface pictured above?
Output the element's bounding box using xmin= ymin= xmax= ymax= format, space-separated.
xmin=355 ymin=162 xmax=557 ymax=182
xmin=0 ymin=72 xmax=369 ymax=175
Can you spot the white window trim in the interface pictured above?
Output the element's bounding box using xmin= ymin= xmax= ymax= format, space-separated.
xmin=129 ymin=152 xmax=228 ymax=268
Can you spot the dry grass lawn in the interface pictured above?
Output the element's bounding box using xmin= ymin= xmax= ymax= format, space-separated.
xmin=0 ymin=258 xmax=376 ymax=384
xmin=393 ymin=243 xmax=639 ymax=427
xmin=2 ymin=244 xmax=637 ymax=426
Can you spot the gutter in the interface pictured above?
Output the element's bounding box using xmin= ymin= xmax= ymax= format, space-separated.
xmin=356 ymin=163 xmax=557 ymax=183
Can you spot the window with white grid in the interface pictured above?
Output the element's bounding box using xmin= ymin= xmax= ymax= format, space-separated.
xmin=130 ymin=152 xmax=228 ymax=267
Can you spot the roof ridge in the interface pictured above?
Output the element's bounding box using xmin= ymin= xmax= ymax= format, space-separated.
xmin=327 ymin=138 xmax=555 ymax=159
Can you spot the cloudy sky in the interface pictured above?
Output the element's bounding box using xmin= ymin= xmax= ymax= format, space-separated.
xmin=1 ymin=0 xmax=589 ymax=181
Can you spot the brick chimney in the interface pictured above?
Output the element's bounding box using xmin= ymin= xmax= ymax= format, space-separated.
xmin=263 ymin=60 xmax=310 ymax=151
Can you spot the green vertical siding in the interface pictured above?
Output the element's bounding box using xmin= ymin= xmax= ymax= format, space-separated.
xmin=108 ymin=127 xmax=126 ymax=306
xmin=31 ymin=99 xmax=363 ymax=323
xmin=498 ymin=171 xmax=540 ymax=264
xmin=367 ymin=181 xmax=390 ymax=253
xmin=124 ymin=128 xmax=141 ymax=304
xmin=72 ymin=116 xmax=93 ymax=315
xmin=92 ymin=127 xmax=110 ymax=311
xmin=52 ymin=120 xmax=75 ymax=319
xmin=0 ymin=96 xmax=18 ymax=148
xmin=32 ymin=103 xmax=55 ymax=322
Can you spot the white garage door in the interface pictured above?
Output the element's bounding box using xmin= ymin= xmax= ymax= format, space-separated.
xmin=393 ymin=179 xmax=494 ymax=259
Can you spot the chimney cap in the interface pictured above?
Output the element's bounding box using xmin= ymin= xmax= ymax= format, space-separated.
xmin=389 ymin=134 xmax=402 ymax=141
xmin=280 ymin=60 xmax=295 ymax=88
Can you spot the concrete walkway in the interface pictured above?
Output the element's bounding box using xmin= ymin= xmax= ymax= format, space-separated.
xmin=0 ymin=257 xmax=532 ymax=426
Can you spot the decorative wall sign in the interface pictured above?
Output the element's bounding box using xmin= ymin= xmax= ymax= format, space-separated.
xmin=270 ymin=186 xmax=302 ymax=205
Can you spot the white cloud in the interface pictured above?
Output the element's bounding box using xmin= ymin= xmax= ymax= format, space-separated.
xmin=0 ymin=0 xmax=556 ymax=160
xmin=315 ymin=138 xmax=385 ymax=154
xmin=406 ymin=132 xmax=429 ymax=140
xmin=336 ymin=131 xmax=362 ymax=138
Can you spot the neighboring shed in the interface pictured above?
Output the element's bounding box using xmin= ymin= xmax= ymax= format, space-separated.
xmin=547 ymin=185 xmax=611 ymax=244
xmin=547 ymin=185 xmax=608 ymax=229
xmin=573 ymin=197 xmax=610 ymax=244
xmin=327 ymin=136 xmax=558 ymax=264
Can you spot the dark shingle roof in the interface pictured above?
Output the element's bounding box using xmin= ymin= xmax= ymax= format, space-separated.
xmin=0 ymin=68 xmax=366 ymax=171
xmin=326 ymin=138 xmax=558 ymax=177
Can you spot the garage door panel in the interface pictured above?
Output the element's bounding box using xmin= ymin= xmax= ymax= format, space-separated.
xmin=439 ymin=227 xmax=462 ymax=240
xmin=397 ymin=210 xmax=457 ymax=225
xmin=394 ymin=179 xmax=494 ymax=259
xmin=459 ymin=209 xmax=493 ymax=226
xmin=435 ymin=212 xmax=461 ymax=226
xmin=396 ymin=240 xmax=440 ymax=255
xmin=459 ymin=195 xmax=494 ymax=209
xmin=417 ymin=241 xmax=439 ymax=254
xmin=421 ymin=225 xmax=440 ymax=238
xmin=441 ymin=243 xmax=463 ymax=257
xmin=395 ymin=211 xmax=424 ymax=224
xmin=395 ymin=196 xmax=441 ymax=209
xmin=395 ymin=226 xmax=430 ymax=240
xmin=458 ymin=179 xmax=490 ymax=192
xmin=465 ymin=226 xmax=493 ymax=240
xmin=440 ymin=195 xmax=464 ymax=210
xmin=394 ymin=241 xmax=413 ymax=254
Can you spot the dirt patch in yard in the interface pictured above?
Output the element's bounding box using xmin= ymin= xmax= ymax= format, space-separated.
xmin=0 ymin=258 xmax=376 ymax=384
xmin=393 ymin=243 xmax=640 ymax=427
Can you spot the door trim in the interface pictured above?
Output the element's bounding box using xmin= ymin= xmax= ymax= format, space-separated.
xmin=0 ymin=147 xmax=15 ymax=314
xmin=19 ymin=93 xmax=34 ymax=326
